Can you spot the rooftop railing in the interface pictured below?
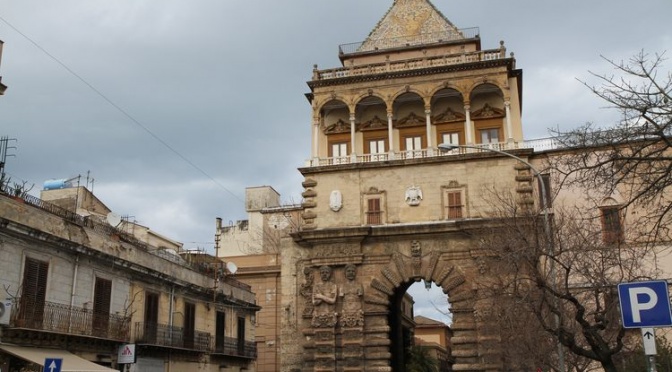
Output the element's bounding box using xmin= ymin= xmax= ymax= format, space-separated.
xmin=0 ymin=184 xmax=151 ymax=250
xmin=315 ymin=44 xmax=505 ymax=81
xmin=339 ymin=27 xmax=480 ymax=55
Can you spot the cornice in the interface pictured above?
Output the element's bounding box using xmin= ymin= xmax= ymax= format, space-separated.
xmin=307 ymin=58 xmax=514 ymax=90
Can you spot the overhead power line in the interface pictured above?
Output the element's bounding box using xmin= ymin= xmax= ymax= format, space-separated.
xmin=0 ymin=15 xmax=244 ymax=204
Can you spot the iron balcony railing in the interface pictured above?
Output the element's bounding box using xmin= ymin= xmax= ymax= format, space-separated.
xmin=11 ymin=299 xmax=130 ymax=341
xmin=134 ymin=322 xmax=212 ymax=352
xmin=213 ymin=336 xmax=257 ymax=359
xmin=134 ymin=322 xmax=257 ymax=358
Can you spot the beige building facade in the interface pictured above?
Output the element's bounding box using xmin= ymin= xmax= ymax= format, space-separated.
xmin=0 ymin=184 xmax=259 ymax=372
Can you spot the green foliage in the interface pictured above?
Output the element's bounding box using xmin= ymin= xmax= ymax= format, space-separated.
xmin=405 ymin=345 xmax=439 ymax=372
xmin=615 ymin=336 xmax=672 ymax=372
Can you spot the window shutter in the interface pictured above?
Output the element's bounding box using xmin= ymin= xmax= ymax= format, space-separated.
xmin=20 ymin=257 xmax=48 ymax=328
xmin=368 ymin=198 xmax=380 ymax=212
xmin=367 ymin=197 xmax=382 ymax=225
xmin=93 ymin=277 xmax=112 ymax=333
xmin=447 ymin=191 xmax=463 ymax=219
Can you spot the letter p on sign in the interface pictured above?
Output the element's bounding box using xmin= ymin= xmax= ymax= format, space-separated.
xmin=618 ymin=280 xmax=672 ymax=328
xmin=629 ymin=287 xmax=658 ymax=322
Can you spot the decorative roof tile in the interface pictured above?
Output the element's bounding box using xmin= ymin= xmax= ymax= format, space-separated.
xmin=359 ymin=0 xmax=463 ymax=52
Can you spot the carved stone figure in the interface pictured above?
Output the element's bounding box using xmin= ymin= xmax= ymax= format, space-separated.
xmin=411 ymin=240 xmax=422 ymax=275
xmin=339 ymin=264 xmax=364 ymax=327
xmin=311 ymin=265 xmax=338 ymax=327
xmin=300 ymin=267 xmax=315 ymax=318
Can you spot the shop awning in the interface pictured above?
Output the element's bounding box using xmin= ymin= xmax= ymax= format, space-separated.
xmin=0 ymin=344 xmax=117 ymax=372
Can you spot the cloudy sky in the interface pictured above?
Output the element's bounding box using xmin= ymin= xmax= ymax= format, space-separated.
xmin=1 ymin=0 xmax=670 ymax=254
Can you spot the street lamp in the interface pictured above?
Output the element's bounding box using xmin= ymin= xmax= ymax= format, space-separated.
xmin=438 ymin=143 xmax=565 ymax=372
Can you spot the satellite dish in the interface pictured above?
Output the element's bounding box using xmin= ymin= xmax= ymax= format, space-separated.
xmin=226 ymin=261 xmax=238 ymax=275
xmin=106 ymin=212 xmax=122 ymax=227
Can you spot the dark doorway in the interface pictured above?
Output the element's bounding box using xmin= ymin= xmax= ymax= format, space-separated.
xmin=388 ymin=282 xmax=414 ymax=371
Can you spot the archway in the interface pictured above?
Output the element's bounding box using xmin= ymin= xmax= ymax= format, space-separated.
xmin=291 ymin=230 xmax=501 ymax=372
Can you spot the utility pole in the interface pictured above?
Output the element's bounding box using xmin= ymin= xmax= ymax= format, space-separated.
xmin=0 ymin=136 xmax=17 ymax=188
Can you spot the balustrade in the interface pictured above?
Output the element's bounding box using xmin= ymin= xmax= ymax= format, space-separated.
xmin=306 ymin=138 xmax=562 ymax=167
xmin=317 ymin=46 xmax=504 ymax=80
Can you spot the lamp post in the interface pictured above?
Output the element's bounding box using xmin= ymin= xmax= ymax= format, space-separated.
xmin=438 ymin=143 xmax=566 ymax=372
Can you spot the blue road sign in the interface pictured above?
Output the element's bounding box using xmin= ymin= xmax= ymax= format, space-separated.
xmin=618 ymin=280 xmax=672 ymax=328
xmin=44 ymin=358 xmax=62 ymax=372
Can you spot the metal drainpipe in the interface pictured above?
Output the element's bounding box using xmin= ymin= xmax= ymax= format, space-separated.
xmin=68 ymin=256 xmax=79 ymax=332
xmin=167 ymin=286 xmax=175 ymax=372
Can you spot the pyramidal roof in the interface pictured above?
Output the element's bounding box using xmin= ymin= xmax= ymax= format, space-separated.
xmin=359 ymin=0 xmax=463 ymax=52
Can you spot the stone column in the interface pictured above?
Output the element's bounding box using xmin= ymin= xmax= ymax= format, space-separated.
xmin=350 ymin=113 xmax=357 ymax=162
xmin=464 ymin=104 xmax=473 ymax=145
xmin=504 ymin=100 xmax=513 ymax=143
xmin=312 ymin=116 xmax=320 ymax=165
xmin=387 ymin=111 xmax=395 ymax=160
xmin=425 ymin=108 xmax=433 ymax=155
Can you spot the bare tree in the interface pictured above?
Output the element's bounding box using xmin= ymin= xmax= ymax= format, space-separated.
xmin=552 ymin=50 xmax=672 ymax=242
xmin=476 ymin=188 xmax=655 ymax=372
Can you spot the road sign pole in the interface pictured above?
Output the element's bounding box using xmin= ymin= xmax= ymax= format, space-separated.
xmin=648 ymin=355 xmax=657 ymax=372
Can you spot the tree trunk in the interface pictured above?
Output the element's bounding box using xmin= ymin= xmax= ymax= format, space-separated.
xmin=601 ymin=359 xmax=618 ymax=372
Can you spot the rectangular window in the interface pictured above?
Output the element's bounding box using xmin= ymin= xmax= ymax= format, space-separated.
xmin=404 ymin=135 xmax=424 ymax=159
xmin=366 ymin=197 xmax=382 ymax=225
xmin=369 ymin=139 xmax=386 ymax=154
xmin=479 ymin=128 xmax=500 ymax=144
xmin=368 ymin=139 xmax=387 ymax=161
xmin=441 ymin=132 xmax=460 ymax=146
xmin=92 ymin=277 xmax=112 ymax=334
xmin=405 ymin=136 xmax=422 ymax=150
xmin=330 ymin=142 xmax=349 ymax=164
xmin=446 ymin=191 xmax=464 ymax=219
xmin=601 ymin=207 xmax=623 ymax=244
xmin=331 ymin=142 xmax=348 ymax=157
xmin=215 ymin=311 xmax=226 ymax=353
xmin=19 ymin=257 xmax=49 ymax=329
xmin=184 ymin=302 xmax=196 ymax=349
xmin=538 ymin=174 xmax=552 ymax=209
xmin=237 ymin=316 xmax=246 ymax=356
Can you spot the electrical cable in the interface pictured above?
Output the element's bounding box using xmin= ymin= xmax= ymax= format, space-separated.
xmin=0 ymin=15 xmax=244 ymax=205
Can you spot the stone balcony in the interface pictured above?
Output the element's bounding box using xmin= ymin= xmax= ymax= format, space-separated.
xmin=305 ymin=137 xmax=562 ymax=167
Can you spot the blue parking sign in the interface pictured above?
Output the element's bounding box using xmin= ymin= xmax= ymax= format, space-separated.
xmin=618 ymin=280 xmax=672 ymax=328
